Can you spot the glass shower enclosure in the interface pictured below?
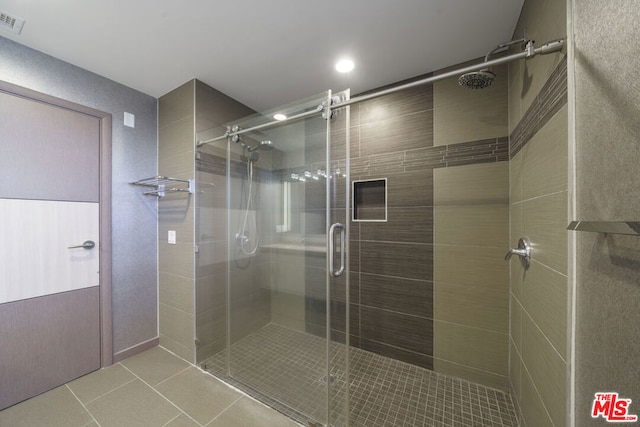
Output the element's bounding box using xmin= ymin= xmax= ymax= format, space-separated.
xmin=195 ymin=90 xmax=351 ymax=426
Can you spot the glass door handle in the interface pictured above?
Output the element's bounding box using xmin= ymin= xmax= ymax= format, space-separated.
xmin=329 ymin=223 xmax=345 ymax=277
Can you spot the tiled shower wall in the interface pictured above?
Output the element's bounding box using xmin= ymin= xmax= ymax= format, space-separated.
xmin=158 ymin=79 xmax=257 ymax=363
xmin=317 ymin=61 xmax=512 ymax=389
xmin=158 ymin=81 xmax=197 ymax=362
xmin=432 ymin=62 xmax=510 ymax=390
xmin=194 ymin=81 xmax=265 ymax=364
xmin=508 ymin=0 xmax=569 ymax=424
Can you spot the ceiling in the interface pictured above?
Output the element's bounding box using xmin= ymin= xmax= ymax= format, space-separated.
xmin=0 ymin=0 xmax=524 ymax=112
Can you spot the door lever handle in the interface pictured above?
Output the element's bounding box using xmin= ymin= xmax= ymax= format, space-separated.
xmin=68 ymin=240 xmax=96 ymax=250
xmin=505 ymin=237 xmax=532 ymax=269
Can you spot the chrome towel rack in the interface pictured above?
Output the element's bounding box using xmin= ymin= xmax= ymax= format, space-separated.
xmin=130 ymin=176 xmax=193 ymax=197
xmin=567 ymin=221 xmax=640 ymax=236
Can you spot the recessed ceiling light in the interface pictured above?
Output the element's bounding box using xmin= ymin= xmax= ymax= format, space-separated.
xmin=335 ymin=59 xmax=355 ymax=73
xmin=273 ymin=113 xmax=287 ymax=121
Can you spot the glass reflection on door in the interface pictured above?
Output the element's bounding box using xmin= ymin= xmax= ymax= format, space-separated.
xmin=197 ymin=91 xmax=350 ymax=426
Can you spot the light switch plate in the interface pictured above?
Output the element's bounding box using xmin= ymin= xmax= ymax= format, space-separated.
xmin=124 ymin=112 xmax=135 ymax=128
xmin=168 ymin=230 xmax=176 ymax=244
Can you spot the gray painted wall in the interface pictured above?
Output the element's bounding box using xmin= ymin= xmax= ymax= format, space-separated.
xmin=574 ymin=1 xmax=640 ymax=425
xmin=0 ymin=36 xmax=158 ymax=355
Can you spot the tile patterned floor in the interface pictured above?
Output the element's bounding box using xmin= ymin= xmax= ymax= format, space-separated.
xmin=203 ymin=323 xmax=519 ymax=427
xmin=0 ymin=346 xmax=300 ymax=427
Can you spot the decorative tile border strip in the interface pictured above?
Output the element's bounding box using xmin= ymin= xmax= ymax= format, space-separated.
xmin=351 ymin=137 xmax=509 ymax=176
xmin=199 ymin=137 xmax=509 ymax=179
xmin=197 ymin=151 xmax=258 ymax=179
xmin=510 ymin=55 xmax=568 ymax=158
xmin=196 ymin=151 xmax=226 ymax=175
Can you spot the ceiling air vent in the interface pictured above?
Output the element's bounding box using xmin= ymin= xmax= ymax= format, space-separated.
xmin=0 ymin=11 xmax=25 ymax=35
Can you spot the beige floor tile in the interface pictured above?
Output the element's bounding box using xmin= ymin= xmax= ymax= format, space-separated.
xmin=165 ymin=413 xmax=200 ymax=426
xmin=0 ymin=385 xmax=92 ymax=427
xmin=120 ymin=346 xmax=190 ymax=386
xmin=86 ymin=379 xmax=180 ymax=427
xmin=68 ymin=363 xmax=136 ymax=404
xmin=155 ymin=367 xmax=241 ymax=425
xmin=208 ymin=397 xmax=301 ymax=427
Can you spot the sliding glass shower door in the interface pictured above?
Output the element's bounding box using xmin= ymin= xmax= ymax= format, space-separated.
xmin=196 ymin=90 xmax=350 ymax=426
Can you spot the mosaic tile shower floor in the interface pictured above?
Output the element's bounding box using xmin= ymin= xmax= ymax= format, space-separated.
xmin=202 ymin=324 xmax=518 ymax=427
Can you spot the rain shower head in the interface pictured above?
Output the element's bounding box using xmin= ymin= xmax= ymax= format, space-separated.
xmin=458 ymin=37 xmax=528 ymax=90
xmin=458 ymin=69 xmax=496 ymax=90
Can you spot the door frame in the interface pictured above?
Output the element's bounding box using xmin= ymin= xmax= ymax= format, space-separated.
xmin=0 ymin=80 xmax=113 ymax=366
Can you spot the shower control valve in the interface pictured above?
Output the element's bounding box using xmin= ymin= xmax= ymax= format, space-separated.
xmin=505 ymin=237 xmax=532 ymax=270
xmin=235 ymin=233 xmax=249 ymax=245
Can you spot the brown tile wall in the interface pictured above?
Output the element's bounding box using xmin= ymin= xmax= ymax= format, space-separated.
xmin=329 ymin=58 xmax=512 ymax=384
xmin=345 ymin=82 xmax=436 ymax=369
xmin=510 ymin=57 xmax=567 ymax=159
xmin=159 ymin=79 xmax=258 ymax=364
xmin=431 ymin=61 xmax=510 ymax=390
xmin=158 ymin=81 xmax=197 ymax=362
xmin=432 ymin=162 xmax=510 ymax=390
xmin=194 ymin=81 xmax=262 ymax=364
xmin=508 ymin=0 xmax=569 ymax=424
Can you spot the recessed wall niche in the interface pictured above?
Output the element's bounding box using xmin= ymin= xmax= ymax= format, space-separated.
xmin=352 ymin=178 xmax=387 ymax=222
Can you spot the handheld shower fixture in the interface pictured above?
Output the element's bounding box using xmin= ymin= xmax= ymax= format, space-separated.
xmin=243 ymin=140 xmax=274 ymax=162
xmin=228 ymin=125 xmax=274 ymax=162
xmin=246 ymin=140 xmax=274 ymax=153
xmin=235 ymin=138 xmax=276 ymax=256
xmin=256 ymin=140 xmax=273 ymax=151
